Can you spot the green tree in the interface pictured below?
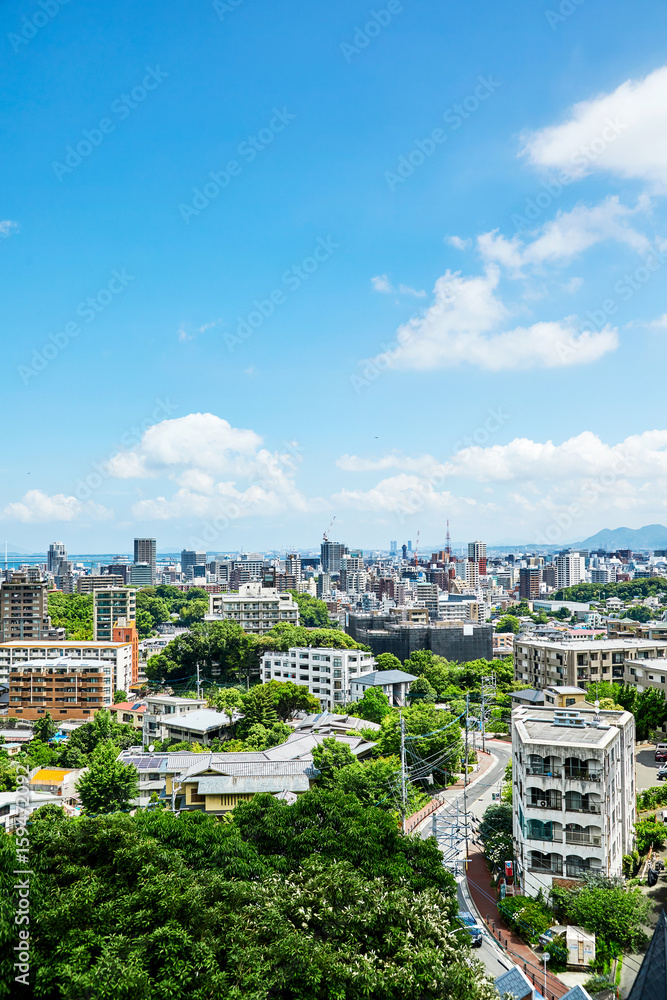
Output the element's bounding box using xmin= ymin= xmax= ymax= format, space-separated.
xmin=495 ymin=615 xmax=521 ymax=634
xmin=206 ymin=686 xmax=244 ymax=714
xmin=76 ymin=742 xmax=138 ymax=814
xmin=238 ymin=685 xmax=279 ymax=733
xmin=375 ymin=652 xmax=403 ymax=672
xmin=47 ymin=591 xmax=94 ymax=639
xmin=178 ymin=598 xmax=208 ymax=626
xmin=259 ymin=622 xmax=365 ymax=653
xmin=635 ymin=819 xmax=667 ymax=853
xmin=32 ymin=711 xmax=58 ymax=743
xmin=409 ymin=676 xmax=437 ymax=703
xmin=376 ymin=704 xmax=464 ymax=785
xmin=349 ymin=687 xmax=391 ymax=724
xmin=135 ymin=591 xmax=171 ymax=631
xmin=287 ymin=590 xmax=332 ymax=627
xmin=551 ymin=873 xmax=650 ymax=951
xmin=26 ymin=739 xmax=58 ymax=768
xmin=263 ymin=680 xmax=319 ymax=721
xmin=312 ymin=736 xmax=358 ymax=784
xmin=135 ymin=608 xmax=155 ymax=639
xmin=622 ymin=606 xmax=655 ymax=623
xmin=634 ymin=687 xmax=667 ymax=739
xmin=113 ymin=690 xmax=127 ymax=704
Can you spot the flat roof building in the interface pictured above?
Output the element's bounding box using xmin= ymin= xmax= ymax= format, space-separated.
xmin=207 ymin=583 xmax=299 ymax=635
xmin=514 ymin=636 xmax=667 ymax=689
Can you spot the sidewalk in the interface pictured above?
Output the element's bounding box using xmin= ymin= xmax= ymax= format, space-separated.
xmin=466 ymin=845 xmax=569 ymax=999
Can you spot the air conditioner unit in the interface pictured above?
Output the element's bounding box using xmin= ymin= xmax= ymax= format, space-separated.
xmin=538 ymin=800 xmax=548 ymax=807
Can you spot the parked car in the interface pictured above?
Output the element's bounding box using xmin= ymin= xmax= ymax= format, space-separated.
xmin=655 ymin=749 xmax=667 ymax=762
xmin=657 ymin=765 xmax=667 ymax=781
xmin=458 ymin=911 xmax=483 ymax=947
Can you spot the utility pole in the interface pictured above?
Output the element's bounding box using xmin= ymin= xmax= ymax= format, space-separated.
xmin=464 ymin=692 xmax=470 ymax=867
xmin=400 ymin=713 xmax=407 ymax=834
xmin=196 ymin=661 xmax=201 ymax=700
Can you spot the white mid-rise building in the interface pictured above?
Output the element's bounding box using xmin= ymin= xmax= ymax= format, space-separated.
xmin=512 ymin=704 xmax=635 ymax=897
xmin=206 ymin=583 xmax=299 ymax=634
xmin=0 ymin=639 xmax=133 ymax=691
xmin=261 ymin=646 xmax=376 ymax=709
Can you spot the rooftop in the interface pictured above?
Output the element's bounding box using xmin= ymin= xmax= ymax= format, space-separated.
xmin=516 ymin=637 xmax=667 ymax=651
xmin=351 ymin=669 xmax=418 ymax=686
xmin=158 ymin=709 xmax=236 ymax=731
xmin=514 ymin=706 xmax=631 ymax=747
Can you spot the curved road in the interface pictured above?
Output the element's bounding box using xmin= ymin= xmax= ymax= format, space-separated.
xmin=418 ymin=739 xmax=513 ymax=978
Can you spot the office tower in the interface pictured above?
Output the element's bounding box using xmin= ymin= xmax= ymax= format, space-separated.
xmin=556 ymin=552 xmax=584 ymax=590
xmin=464 ymin=559 xmax=480 ymax=589
xmin=401 ymin=543 xmax=408 ymax=560
xmin=390 ymin=540 xmax=397 ymax=555
xmin=320 ymin=540 xmax=347 ymax=574
xmin=134 ymin=538 xmax=156 ymax=582
xmin=130 ymin=563 xmax=153 ymax=586
xmin=519 ymin=566 xmax=541 ymax=600
xmin=181 ymin=549 xmax=206 ymax=579
xmin=468 ymin=540 xmax=487 ymax=576
xmin=285 ymin=553 xmax=301 ymax=583
xmin=47 ymin=542 xmax=67 ymax=574
xmin=0 ymin=571 xmax=53 ymax=642
xmin=407 ymin=540 xmax=412 ymax=552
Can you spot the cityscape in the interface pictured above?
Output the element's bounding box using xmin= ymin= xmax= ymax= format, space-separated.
xmin=4 ymin=0 xmax=667 ymax=997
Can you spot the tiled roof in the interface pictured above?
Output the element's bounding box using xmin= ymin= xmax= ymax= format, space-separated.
xmin=627 ymin=909 xmax=667 ymax=1000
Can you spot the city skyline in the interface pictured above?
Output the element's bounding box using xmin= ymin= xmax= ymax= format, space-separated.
xmin=3 ymin=1 xmax=667 ymax=549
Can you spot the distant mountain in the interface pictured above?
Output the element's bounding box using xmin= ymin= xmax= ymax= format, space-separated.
xmin=574 ymin=524 xmax=667 ymax=551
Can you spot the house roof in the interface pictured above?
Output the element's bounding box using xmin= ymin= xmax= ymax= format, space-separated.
xmin=195 ymin=774 xmax=312 ymax=794
xmin=112 ymin=701 xmax=146 ymax=713
xmin=159 ymin=709 xmax=235 ymax=731
xmin=30 ymin=768 xmax=74 ymax=783
xmin=511 ymin=689 xmax=545 ymax=704
xmin=627 ymin=909 xmax=667 ymax=1000
xmin=351 ymin=669 xmax=418 ymax=686
xmin=294 ymin=711 xmax=381 ymax=732
xmin=494 ymin=965 xmax=534 ymax=1000
xmin=560 ymin=987 xmax=594 ymax=1000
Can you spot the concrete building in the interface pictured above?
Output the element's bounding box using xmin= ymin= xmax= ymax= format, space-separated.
xmin=155 ymin=709 xmax=238 ymax=745
xmin=8 ymin=657 xmax=120 ymax=720
xmin=0 ymin=639 xmax=133 ymax=699
xmin=47 ymin=542 xmax=67 ymax=574
xmin=77 ymin=575 xmax=125 ymax=594
xmin=320 ymin=540 xmax=347 ymax=575
xmin=141 ymin=694 xmax=208 ymax=745
xmin=130 ymin=563 xmax=153 ymax=586
xmin=0 ymin=572 xmax=53 ymax=643
xmin=556 ymin=553 xmax=585 ymax=590
xmin=93 ymin=588 xmax=137 ymax=642
xmin=134 ymin=537 xmax=156 ymax=582
xmin=520 ymin=567 xmax=541 ymax=601
xmin=346 ymin=612 xmax=493 ymax=662
xmin=623 ymin=657 xmax=667 ymax=696
xmin=261 ymin=646 xmax=376 ymax=709
xmin=514 ymin=637 xmax=667 ymax=689
xmin=349 ymin=669 xmax=417 ymax=707
xmin=181 ymin=550 xmax=206 ymax=579
xmin=468 ymin=540 xmax=487 ymax=576
xmin=207 ymin=583 xmax=299 ymax=634
xmin=111 ymin=699 xmax=147 ymax=730
xmin=512 ymin=704 xmax=635 ymax=896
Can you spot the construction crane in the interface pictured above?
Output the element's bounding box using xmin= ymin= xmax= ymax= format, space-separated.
xmin=413 ymin=529 xmax=420 ymax=567
xmin=323 ymin=516 xmax=336 ymax=542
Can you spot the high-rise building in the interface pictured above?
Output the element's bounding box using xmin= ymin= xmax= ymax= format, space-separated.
xmin=401 ymin=544 xmax=408 ymax=560
xmin=468 ymin=541 xmax=487 ymax=576
xmin=519 ymin=566 xmax=541 ymax=600
xmin=320 ymin=540 xmax=347 ymax=574
xmin=47 ymin=542 xmax=67 ymax=574
xmin=77 ymin=575 xmax=126 ymax=594
xmin=134 ymin=538 xmax=156 ymax=583
xmin=556 ymin=552 xmax=584 ymax=590
xmin=93 ymin=588 xmax=137 ymax=642
xmin=130 ymin=563 xmax=153 ymax=587
xmin=181 ymin=550 xmax=206 ymax=580
xmin=464 ymin=559 xmax=479 ymax=589
xmin=0 ymin=572 xmax=53 ymax=642
xmin=285 ymin=553 xmax=301 ymax=583
xmin=390 ymin=541 xmax=397 ymax=555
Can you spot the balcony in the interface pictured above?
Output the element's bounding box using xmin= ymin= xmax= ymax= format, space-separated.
xmin=564 ymin=804 xmax=601 ymax=815
xmin=565 ymin=768 xmax=600 ymax=782
xmin=526 ymin=764 xmax=562 ymax=777
xmin=565 ymin=832 xmax=602 ymax=846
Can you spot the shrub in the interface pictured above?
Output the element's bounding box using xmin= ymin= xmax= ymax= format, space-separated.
xmin=498 ymin=896 xmax=553 ymax=944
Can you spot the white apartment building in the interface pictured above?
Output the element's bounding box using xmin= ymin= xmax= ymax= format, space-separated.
xmin=512 ymin=704 xmax=635 ymax=897
xmin=261 ymin=647 xmax=376 ymax=709
xmin=556 ymin=553 xmax=585 ymax=590
xmin=0 ymin=640 xmax=133 ymax=691
xmin=514 ymin=637 xmax=667 ymax=689
xmin=206 ymin=583 xmax=299 ymax=634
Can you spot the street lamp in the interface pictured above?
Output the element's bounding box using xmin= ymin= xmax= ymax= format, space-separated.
xmin=543 ymin=951 xmax=550 ymax=998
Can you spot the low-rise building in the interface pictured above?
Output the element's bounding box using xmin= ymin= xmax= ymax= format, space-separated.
xmin=514 ymin=637 xmax=667 ymax=689
xmin=29 ymin=767 xmax=83 ymax=801
xmin=0 ymin=639 xmax=133 ymax=693
xmin=206 ymin=583 xmax=299 ymax=635
xmin=349 ymin=669 xmax=417 ymax=707
xmin=260 ymin=646 xmax=376 ymax=709
xmin=155 ymin=708 xmax=238 ymax=745
xmin=512 ymin=704 xmax=635 ymax=896
xmin=110 ymin=699 xmax=147 ymax=730
xmin=141 ymin=694 xmax=208 ymax=744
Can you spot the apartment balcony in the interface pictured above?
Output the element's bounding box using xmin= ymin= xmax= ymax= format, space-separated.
xmin=526 ymin=764 xmax=562 ymax=777
xmin=564 ymin=804 xmax=601 ymax=815
xmin=566 ymin=832 xmax=602 ymax=846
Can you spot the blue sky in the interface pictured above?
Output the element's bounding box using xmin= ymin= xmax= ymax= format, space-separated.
xmin=2 ymin=0 xmax=667 ymax=553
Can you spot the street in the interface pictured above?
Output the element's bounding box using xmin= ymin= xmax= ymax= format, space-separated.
xmin=418 ymin=738 xmax=513 ymax=978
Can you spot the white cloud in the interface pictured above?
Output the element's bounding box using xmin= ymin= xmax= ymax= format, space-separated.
xmin=371 ymin=274 xmax=426 ymax=297
xmin=373 ymin=266 xmax=618 ymax=371
xmin=337 ymin=453 xmax=444 ymax=476
xmin=0 ymin=220 xmax=18 ymax=239
xmin=0 ymin=490 xmax=112 ymax=523
xmin=108 ymin=413 xmax=264 ymax=479
xmin=477 ymin=197 xmax=650 ymax=274
xmin=649 ymin=314 xmax=667 ymax=330
xmin=446 ymin=235 xmax=472 ymax=250
xmin=371 ymin=274 xmax=392 ymax=293
xmin=522 ymin=64 xmax=667 ymax=188
xmin=333 ymin=474 xmax=473 ymax=515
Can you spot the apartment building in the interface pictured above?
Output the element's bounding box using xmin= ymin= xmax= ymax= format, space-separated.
xmin=623 ymin=657 xmax=667 ymax=697
xmin=134 ymin=538 xmax=156 ymax=582
xmin=0 ymin=572 xmax=54 ymax=643
xmin=519 ymin=567 xmax=541 ymax=600
xmin=261 ymin=646 xmax=376 ymax=709
xmin=8 ymin=657 xmax=113 ymax=720
xmin=0 ymin=639 xmax=133 ymax=694
xmin=556 ymin=553 xmax=585 ymax=590
xmin=93 ymin=588 xmax=137 ymax=641
xmin=512 ymin=704 xmax=635 ymax=897
xmin=77 ymin=575 xmax=125 ymax=594
xmin=514 ymin=637 xmax=667 ymax=689
xmin=207 ymin=583 xmax=299 ymax=634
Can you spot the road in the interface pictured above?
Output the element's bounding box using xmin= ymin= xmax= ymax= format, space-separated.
xmin=418 ymin=739 xmax=513 ymax=978
xmin=636 ymin=744 xmax=664 ymax=792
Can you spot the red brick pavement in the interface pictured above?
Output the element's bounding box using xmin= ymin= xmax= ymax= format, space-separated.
xmin=466 ymin=846 xmax=569 ymax=999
